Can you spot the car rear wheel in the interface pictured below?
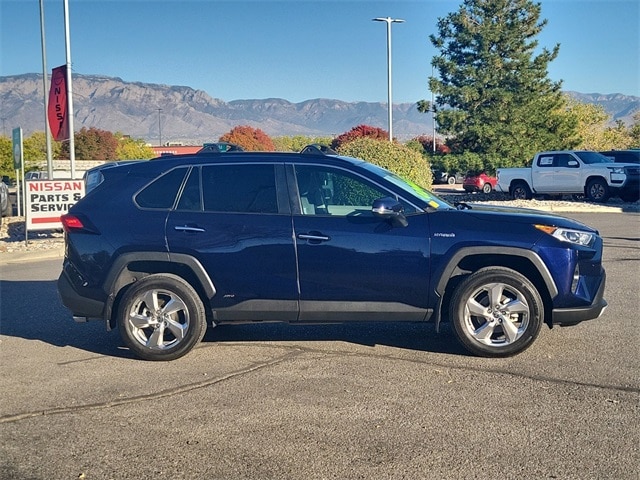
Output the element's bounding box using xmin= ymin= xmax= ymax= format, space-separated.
xmin=511 ymin=182 xmax=532 ymax=200
xmin=117 ymin=274 xmax=207 ymax=361
xmin=586 ymin=178 xmax=609 ymax=203
xmin=449 ymin=267 xmax=543 ymax=357
xmin=447 ymin=175 xmax=456 ymax=185
xmin=482 ymin=183 xmax=493 ymax=194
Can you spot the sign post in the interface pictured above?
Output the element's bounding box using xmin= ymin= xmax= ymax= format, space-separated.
xmin=12 ymin=128 xmax=24 ymax=219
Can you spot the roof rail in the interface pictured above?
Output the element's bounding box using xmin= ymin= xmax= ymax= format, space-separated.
xmin=300 ymin=144 xmax=338 ymax=156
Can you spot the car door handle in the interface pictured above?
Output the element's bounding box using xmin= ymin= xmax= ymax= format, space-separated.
xmin=297 ymin=233 xmax=330 ymax=242
xmin=174 ymin=225 xmax=206 ymax=233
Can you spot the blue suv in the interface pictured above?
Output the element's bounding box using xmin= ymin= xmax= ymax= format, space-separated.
xmin=57 ymin=146 xmax=607 ymax=360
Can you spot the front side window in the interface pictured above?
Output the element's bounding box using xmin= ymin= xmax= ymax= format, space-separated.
xmin=202 ymin=164 xmax=278 ymax=214
xmin=295 ymin=164 xmax=407 ymax=216
xmin=556 ymin=154 xmax=577 ymax=168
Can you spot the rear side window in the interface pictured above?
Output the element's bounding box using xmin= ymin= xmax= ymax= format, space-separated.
xmin=136 ymin=167 xmax=188 ymax=209
xmin=202 ymin=164 xmax=278 ymax=213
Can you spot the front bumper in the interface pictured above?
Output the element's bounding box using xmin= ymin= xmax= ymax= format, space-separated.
xmin=551 ymin=270 xmax=607 ymax=326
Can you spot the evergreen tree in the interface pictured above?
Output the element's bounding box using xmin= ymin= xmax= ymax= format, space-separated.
xmin=429 ymin=0 xmax=578 ymax=167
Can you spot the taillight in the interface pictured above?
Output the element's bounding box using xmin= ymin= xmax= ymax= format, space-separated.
xmin=60 ymin=214 xmax=84 ymax=232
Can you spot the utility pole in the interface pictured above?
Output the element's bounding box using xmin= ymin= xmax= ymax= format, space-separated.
xmin=157 ymin=108 xmax=163 ymax=146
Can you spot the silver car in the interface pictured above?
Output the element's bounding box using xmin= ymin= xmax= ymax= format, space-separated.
xmin=0 ymin=180 xmax=10 ymax=217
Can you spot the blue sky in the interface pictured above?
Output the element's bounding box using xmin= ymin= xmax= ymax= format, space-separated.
xmin=1 ymin=0 xmax=638 ymax=103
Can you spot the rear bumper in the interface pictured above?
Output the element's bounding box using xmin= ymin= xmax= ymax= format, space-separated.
xmin=551 ymin=271 xmax=607 ymax=326
xmin=57 ymin=270 xmax=106 ymax=321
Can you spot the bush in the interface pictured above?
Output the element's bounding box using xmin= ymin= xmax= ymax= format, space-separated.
xmin=337 ymin=137 xmax=432 ymax=189
xmin=272 ymin=135 xmax=334 ymax=152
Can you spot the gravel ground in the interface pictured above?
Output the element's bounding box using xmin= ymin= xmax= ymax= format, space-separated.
xmin=0 ymin=217 xmax=64 ymax=254
xmin=1 ymin=192 xmax=637 ymax=256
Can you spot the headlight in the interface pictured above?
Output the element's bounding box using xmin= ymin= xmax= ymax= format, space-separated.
xmin=608 ymin=166 xmax=624 ymax=174
xmin=534 ymin=225 xmax=596 ymax=247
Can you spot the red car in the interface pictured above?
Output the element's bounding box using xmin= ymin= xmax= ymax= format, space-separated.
xmin=463 ymin=172 xmax=497 ymax=194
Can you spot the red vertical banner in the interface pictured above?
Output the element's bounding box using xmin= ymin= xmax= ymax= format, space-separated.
xmin=48 ymin=65 xmax=69 ymax=141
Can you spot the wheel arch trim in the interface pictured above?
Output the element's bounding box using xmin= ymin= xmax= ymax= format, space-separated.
xmin=433 ymin=246 xmax=558 ymax=330
xmin=103 ymin=252 xmax=216 ymax=299
xmin=101 ymin=252 xmax=216 ymax=330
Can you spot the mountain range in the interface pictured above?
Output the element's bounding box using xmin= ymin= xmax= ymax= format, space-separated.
xmin=1 ymin=73 xmax=638 ymax=146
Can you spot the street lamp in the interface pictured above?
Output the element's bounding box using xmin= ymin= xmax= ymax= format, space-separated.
xmin=373 ymin=17 xmax=404 ymax=141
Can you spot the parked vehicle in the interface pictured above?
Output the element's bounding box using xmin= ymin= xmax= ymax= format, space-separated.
xmin=432 ymin=169 xmax=465 ymax=185
xmin=600 ymin=150 xmax=640 ymax=164
xmin=496 ymin=150 xmax=640 ymax=203
xmin=83 ymin=160 xmax=144 ymax=194
xmin=24 ymin=171 xmax=48 ymax=180
xmin=0 ymin=180 xmax=10 ymax=217
xmin=58 ymin=146 xmax=608 ymax=361
xmin=463 ymin=172 xmax=497 ymax=193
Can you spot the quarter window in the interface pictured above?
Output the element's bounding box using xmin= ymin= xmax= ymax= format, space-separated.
xmin=136 ymin=167 xmax=188 ymax=209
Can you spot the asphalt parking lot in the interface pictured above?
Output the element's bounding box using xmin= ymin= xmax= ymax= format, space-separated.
xmin=0 ymin=212 xmax=638 ymax=479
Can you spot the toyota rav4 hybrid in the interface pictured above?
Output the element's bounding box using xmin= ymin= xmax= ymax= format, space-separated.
xmin=57 ymin=146 xmax=608 ymax=361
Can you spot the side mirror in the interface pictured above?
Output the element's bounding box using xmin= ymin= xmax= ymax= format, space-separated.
xmin=567 ymin=160 xmax=579 ymax=168
xmin=372 ymin=197 xmax=408 ymax=227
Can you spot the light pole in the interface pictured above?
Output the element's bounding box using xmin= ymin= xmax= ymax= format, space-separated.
xmin=373 ymin=16 xmax=404 ymax=141
xmin=431 ymin=64 xmax=436 ymax=153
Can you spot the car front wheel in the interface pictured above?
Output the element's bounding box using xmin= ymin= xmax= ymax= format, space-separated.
xmin=117 ymin=274 xmax=207 ymax=361
xmin=449 ymin=267 xmax=543 ymax=357
xmin=586 ymin=178 xmax=609 ymax=203
xmin=482 ymin=183 xmax=493 ymax=194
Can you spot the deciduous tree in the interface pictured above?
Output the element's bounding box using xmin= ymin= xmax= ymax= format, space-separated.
xmin=60 ymin=127 xmax=119 ymax=160
xmin=115 ymin=133 xmax=156 ymax=159
xmin=566 ymin=99 xmax=634 ymax=150
xmin=331 ymin=125 xmax=389 ymax=150
xmin=219 ymin=125 xmax=275 ymax=151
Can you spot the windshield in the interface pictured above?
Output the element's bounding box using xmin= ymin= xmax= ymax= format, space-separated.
xmin=362 ymin=163 xmax=452 ymax=210
xmin=574 ymin=151 xmax=614 ymax=164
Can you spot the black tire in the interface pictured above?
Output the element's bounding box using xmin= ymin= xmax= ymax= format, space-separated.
xmin=511 ymin=182 xmax=532 ymax=200
xmin=117 ymin=274 xmax=207 ymax=361
xmin=586 ymin=178 xmax=609 ymax=203
xmin=482 ymin=183 xmax=493 ymax=194
xmin=449 ymin=267 xmax=543 ymax=357
xmin=619 ymin=191 xmax=639 ymax=203
xmin=447 ymin=175 xmax=456 ymax=185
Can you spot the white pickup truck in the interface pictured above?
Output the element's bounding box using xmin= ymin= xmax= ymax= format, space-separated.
xmin=496 ymin=150 xmax=640 ymax=203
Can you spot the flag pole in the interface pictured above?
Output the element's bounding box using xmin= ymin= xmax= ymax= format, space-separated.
xmin=39 ymin=0 xmax=53 ymax=178
xmin=63 ymin=0 xmax=76 ymax=178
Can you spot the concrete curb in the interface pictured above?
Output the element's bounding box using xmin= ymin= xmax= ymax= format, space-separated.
xmin=0 ymin=246 xmax=65 ymax=265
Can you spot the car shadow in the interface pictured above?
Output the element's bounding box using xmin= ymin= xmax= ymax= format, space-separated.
xmin=0 ymin=279 xmax=469 ymax=359
xmin=206 ymin=322 xmax=468 ymax=356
